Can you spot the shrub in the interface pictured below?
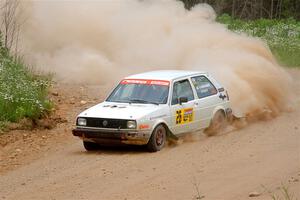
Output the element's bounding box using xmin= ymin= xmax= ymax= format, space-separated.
xmin=218 ymin=14 xmax=300 ymax=66
xmin=0 ymin=34 xmax=52 ymax=124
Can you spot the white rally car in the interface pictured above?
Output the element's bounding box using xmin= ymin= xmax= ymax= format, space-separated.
xmin=73 ymin=70 xmax=232 ymax=152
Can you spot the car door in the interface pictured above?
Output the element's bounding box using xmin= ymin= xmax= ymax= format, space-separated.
xmin=170 ymin=78 xmax=199 ymax=135
xmin=190 ymin=75 xmax=220 ymax=129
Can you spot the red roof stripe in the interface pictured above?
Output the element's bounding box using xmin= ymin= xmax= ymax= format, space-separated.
xmin=121 ymin=79 xmax=170 ymax=86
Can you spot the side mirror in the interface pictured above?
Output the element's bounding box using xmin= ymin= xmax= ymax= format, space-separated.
xmin=179 ymin=97 xmax=188 ymax=105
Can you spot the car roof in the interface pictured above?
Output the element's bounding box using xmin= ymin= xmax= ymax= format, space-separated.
xmin=124 ymin=70 xmax=207 ymax=81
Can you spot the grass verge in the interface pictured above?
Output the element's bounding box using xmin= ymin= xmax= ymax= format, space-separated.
xmin=0 ymin=40 xmax=52 ymax=131
xmin=218 ymin=14 xmax=300 ymax=67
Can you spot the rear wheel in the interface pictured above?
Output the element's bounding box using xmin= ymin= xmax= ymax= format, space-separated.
xmin=147 ymin=124 xmax=167 ymax=152
xmin=205 ymin=110 xmax=226 ymax=136
xmin=83 ymin=141 xmax=99 ymax=151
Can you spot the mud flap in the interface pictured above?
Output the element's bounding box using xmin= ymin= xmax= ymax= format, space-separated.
xmin=228 ymin=114 xmax=247 ymax=129
xmin=166 ymin=129 xmax=179 ymax=142
xmin=225 ymin=108 xmax=247 ymax=129
xmin=227 ymin=108 xmax=246 ymax=123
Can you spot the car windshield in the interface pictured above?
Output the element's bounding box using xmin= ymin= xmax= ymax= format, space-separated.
xmin=106 ymin=79 xmax=169 ymax=104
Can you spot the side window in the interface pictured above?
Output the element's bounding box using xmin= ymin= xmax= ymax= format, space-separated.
xmin=171 ymin=79 xmax=194 ymax=105
xmin=191 ymin=76 xmax=217 ymax=98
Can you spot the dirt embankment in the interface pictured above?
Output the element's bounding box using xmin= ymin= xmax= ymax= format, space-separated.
xmin=0 ymin=83 xmax=111 ymax=174
xmin=0 ymin=69 xmax=299 ymax=200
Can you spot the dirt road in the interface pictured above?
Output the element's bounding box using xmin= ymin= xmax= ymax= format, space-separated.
xmin=0 ymin=69 xmax=299 ymax=200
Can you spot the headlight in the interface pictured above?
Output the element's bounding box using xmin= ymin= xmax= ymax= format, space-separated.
xmin=127 ymin=120 xmax=136 ymax=129
xmin=77 ymin=118 xmax=87 ymax=126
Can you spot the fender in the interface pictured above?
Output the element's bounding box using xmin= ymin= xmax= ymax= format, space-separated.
xmin=211 ymin=105 xmax=226 ymax=119
xmin=151 ymin=119 xmax=178 ymax=140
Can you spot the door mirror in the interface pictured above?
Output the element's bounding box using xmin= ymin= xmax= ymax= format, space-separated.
xmin=178 ymin=97 xmax=188 ymax=105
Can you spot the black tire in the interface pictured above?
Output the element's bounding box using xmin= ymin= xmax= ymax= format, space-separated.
xmin=147 ymin=124 xmax=167 ymax=152
xmin=83 ymin=141 xmax=99 ymax=151
xmin=205 ymin=110 xmax=226 ymax=136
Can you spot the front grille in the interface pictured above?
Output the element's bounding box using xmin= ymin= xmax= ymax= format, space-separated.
xmin=73 ymin=129 xmax=125 ymax=140
xmin=78 ymin=117 xmax=128 ymax=129
xmin=87 ymin=131 xmax=123 ymax=139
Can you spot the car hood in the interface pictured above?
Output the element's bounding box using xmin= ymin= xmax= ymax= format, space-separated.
xmin=78 ymin=102 xmax=162 ymax=120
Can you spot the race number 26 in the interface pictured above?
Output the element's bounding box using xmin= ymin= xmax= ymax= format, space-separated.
xmin=176 ymin=108 xmax=194 ymax=124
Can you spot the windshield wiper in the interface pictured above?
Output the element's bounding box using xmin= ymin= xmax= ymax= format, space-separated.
xmin=129 ymin=99 xmax=159 ymax=105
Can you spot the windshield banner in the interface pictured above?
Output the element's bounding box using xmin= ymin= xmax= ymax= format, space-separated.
xmin=121 ymin=79 xmax=170 ymax=86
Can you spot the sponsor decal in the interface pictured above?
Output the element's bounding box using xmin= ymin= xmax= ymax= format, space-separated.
xmin=176 ymin=108 xmax=194 ymax=124
xmin=121 ymin=79 xmax=169 ymax=86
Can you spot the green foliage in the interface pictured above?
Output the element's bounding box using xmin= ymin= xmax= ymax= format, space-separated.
xmin=218 ymin=14 xmax=300 ymax=66
xmin=0 ymin=34 xmax=52 ymax=124
xmin=179 ymin=0 xmax=300 ymax=20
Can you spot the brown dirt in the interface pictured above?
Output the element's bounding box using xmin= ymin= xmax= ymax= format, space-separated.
xmin=0 ymin=69 xmax=299 ymax=200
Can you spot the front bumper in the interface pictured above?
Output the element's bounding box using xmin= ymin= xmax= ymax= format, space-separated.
xmin=72 ymin=127 xmax=151 ymax=145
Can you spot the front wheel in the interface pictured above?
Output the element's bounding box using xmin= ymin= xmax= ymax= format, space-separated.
xmin=83 ymin=141 xmax=99 ymax=151
xmin=147 ymin=124 xmax=167 ymax=152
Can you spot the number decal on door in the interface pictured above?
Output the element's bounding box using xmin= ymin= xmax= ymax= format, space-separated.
xmin=176 ymin=110 xmax=182 ymax=124
xmin=176 ymin=108 xmax=194 ymax=124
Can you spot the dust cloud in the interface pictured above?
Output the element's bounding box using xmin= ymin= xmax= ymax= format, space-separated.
xmin=20 ymin=0 xmax=293 ymax=117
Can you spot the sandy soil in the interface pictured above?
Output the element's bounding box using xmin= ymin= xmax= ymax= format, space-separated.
xmin=0 ymin=69 xmax=299 ymax=200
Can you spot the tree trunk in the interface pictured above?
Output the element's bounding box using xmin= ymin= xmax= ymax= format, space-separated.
xmin=232 ymin=0 xmax=235 ymax=18
xmin=270 ymin=0 xmax=274 ymax=19
xmin=260 ymin=0 xmax=263 ymax=18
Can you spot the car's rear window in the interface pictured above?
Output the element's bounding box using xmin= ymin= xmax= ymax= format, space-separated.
xmin=191 ymin=76 xmax=217 ymax=98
